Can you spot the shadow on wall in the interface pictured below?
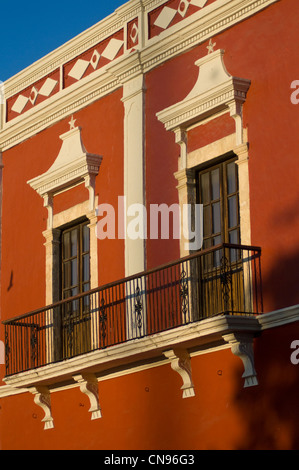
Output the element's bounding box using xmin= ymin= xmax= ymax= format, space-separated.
xmin=233 ymin=245 xmax=299 ymax=450
xmin=233 ymin=324 xmax=299 ymax=450
xmin=261 ymin=247 xmax=299 ymax=313
xmin=7 ymin=270 xmax=13 ymax=292
xmin=261 ymin=196 xmax=299 ymax=312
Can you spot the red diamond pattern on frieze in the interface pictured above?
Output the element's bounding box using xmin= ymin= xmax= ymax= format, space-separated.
xmin=149 ymin=0 xmax=214 ymax=39
xmin=5 ymin=0 xmax=214 ymax=122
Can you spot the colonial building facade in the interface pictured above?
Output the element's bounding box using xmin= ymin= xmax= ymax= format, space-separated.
xmin=1 ymin=0 xmax=299 ymax=450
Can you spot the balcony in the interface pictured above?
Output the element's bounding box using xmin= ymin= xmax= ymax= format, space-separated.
xmin=3 ymin=243 xmax=263 ymax=386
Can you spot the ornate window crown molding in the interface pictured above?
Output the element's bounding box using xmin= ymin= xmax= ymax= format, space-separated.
xmin=27 ymin=118 xmax=103 ymax=227
xmin=156 ymin=48 xmax=251 ymax=146
xmin=28 ymin=119 xmax=102 ymax=197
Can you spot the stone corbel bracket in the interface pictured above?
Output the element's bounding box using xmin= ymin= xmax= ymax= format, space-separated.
xmin=29 ymin=386 xmax=54 ymax=430
xmin=164 ymin=349 xmax=195 ymax=399
xmin=223 ymin=333 xmax=258 ymax=388
xmin=73 ymin=373 xmax=102 ymax=420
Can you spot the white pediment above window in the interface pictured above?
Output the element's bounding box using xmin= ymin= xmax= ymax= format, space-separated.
xmin=156 ymin=48 xmax=251 ymax=146
xmin=28 ymin=118 xmax=103 ymax=228
xmin=28 ymin=122 xmax=102 ymax=197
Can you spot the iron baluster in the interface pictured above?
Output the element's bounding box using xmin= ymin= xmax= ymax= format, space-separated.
xmin=135 ymin=283 xmax=143 ymax=335
xmin=65 ymin=307 xmax=74 ymax=354
xmin=5 ymin=329 xmax=11 ymax=376
xmin=180 ymin=268 xmax=189 ymax=320
xmin=30 ymin=324 xmax=38 ymax=365
xmin=99 ymin=296 xmax=107 ymax=347
xmin=220 ymin=254 xmax=232 ymax=314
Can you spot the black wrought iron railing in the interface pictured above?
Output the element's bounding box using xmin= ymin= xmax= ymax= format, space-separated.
xmin=3 ymin=243 xmax=263 ymax=377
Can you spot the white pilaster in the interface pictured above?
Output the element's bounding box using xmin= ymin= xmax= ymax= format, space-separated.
xmin=122 ymin=73 xmax=146 ymax=276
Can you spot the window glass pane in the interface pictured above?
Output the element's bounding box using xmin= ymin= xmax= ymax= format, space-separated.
xmin=63 ymin=262 xmax=71 ymax=289
xmin=83 ymin=254 xmax=90 ymax=283
xmin=83 ymin=283 xmax=91 ymax=309
xmin=63 ymin=289 xmax=72 ymax=300
xmin=71 ymin=259 xmax=78 ymax=286
xmin=83 ymin=282 xmax=90 ymax=292
xmin=228 ymin=196 xmax=238 ymax=228
xmin=212 ymin=202 xmax=221 ymax=234
xmin=211 ymin=169 xmax=220 ymax=200
xmin=83 ymin=225 xmax=90 ymax=252
xmin=203 ymin=238 xmax=212 ymax=250
xmin=200 ymin=172 xmax=210 ymax=204
xmin=227 ymin=162 xmax=237 ymax=195
xmin=229 ymin=229 xmax=239 ymax=261
xmin=63 ymin=232 xmax=70 ymax=260
xmin=213 ymin=235 xmax=222 ymax=246
xmin=213 ymin=235 xmax=222 ymax=267
xmin=71 ymin=288 xmax=79 ymax=314
xmin=71 ymin=229 xmax=78 ymax=257
xmin=71 ymin=287 xmax=78 ymax=297
xmin=203 ymin=206 xmax=212 ymax=237
xmin=229 ymin=229 xmax=239 ymax=245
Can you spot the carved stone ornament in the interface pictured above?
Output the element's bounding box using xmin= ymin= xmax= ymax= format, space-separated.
xmin=30 ymin=386 xmax=54 ymax=430
xmin=27 ymin=118 xmax=103 ymax=227
xmin=164 ymin=349 xmax=195 ymax=399
xmin=156 ymin=48 xmax=251 ymax=148
xmin=73 ymin=373 xmax=102 ymax=420
xmin=223 ymin=333 xmax=258 ymax=388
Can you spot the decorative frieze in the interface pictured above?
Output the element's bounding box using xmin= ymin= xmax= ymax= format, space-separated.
xmin=7 ymin=72 xmax=60 ymax=120
xmin=0 ymin=0 xmax=279 ymax=150
xmin=148 ymin=0 xmax=211 ymax=39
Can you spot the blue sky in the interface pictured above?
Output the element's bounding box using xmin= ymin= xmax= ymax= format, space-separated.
xmin=0 ymin=0 xmax=125 ymax=82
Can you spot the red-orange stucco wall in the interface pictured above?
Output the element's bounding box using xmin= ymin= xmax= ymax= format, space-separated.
xmin=1 ymin=0 xmax=299 ymax=451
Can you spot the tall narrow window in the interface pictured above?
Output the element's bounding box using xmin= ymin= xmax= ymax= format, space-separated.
xmin=196 ymin=157 xmax=242 ymax=317
xmin=197 ymin=157 xmax=240 ymax=249
xmin=59 ymin=220 xmax=91 ymax=359
xmin=61 ymin=221 xmax=90 ymax=300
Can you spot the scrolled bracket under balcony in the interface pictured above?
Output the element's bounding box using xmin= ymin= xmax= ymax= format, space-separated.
xmin=29 ymin=386 xmax=54 ymax=430
xmin=73 ymin=373 xmax=102 ymax=420
xmin=223 ymin=332 xmax=259 ymax=388
xmin=163 ymin=349 xmax=195 ymax=399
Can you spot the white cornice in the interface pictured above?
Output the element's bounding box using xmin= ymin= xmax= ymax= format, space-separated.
xmin=0 ymin=0 xmax=280 ymax=151
xmin=258 ymin=304 xmax=299 ymax=331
